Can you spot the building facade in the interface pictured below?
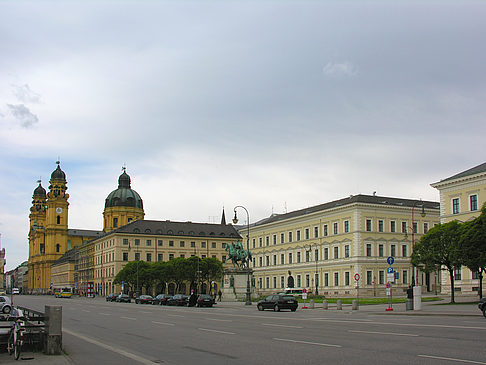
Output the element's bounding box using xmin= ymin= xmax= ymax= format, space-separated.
xmin=244 ymin=194 xmax=440 ymax=297
xmin=431 ymin=162 xmax=486 ymax=295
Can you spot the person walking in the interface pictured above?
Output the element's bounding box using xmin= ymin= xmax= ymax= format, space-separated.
xmin=218 ymin=289 xmax=222 ymax=302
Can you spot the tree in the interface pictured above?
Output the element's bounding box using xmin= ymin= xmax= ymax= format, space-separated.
xmin=113 ymin=260 xmax=151 ymax=295
xmin=200 ymin=257 xmax=223 ymax=293
xmin=458 ymin=203 xmax=486 ymax=299
xmin=412 ymin=220 xmax=462 ymax=303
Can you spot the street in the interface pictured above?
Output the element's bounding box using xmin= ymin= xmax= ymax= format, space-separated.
xmin=9 ymin=295 xmax=486 ymax=365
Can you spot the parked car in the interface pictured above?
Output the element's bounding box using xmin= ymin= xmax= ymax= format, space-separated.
xmin=0 ymin=295 xmax=12 ymax=314
xmin=478 ymin=297 xmax=486 ymax=318
xmin=135 ymin=295 xmax=154 ymax=304
xmin=106 ymin=293 xmax=118 ymax=302
xmin=196 ymin=294 xmax=215 ymax=307
xmin=257 ymin=294 xmax=298 ymax=312
xmin=116 ymin=294 xmax=131 ymax=303
xmin=152 ymin=294 xmax=171 ymax=305
xmin=166 ymin=294 xmax=189 ymax=306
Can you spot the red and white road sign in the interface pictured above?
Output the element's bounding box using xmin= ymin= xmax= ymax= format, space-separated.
xmin=354 ymin=273 xmax=360 ymax=281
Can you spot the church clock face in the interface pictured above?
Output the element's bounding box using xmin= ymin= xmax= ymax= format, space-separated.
xmin=56 ymin=207 xmax=63 ymax=214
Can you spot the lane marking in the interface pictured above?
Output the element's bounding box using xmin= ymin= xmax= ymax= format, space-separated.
xmin=152 ymin=321 xmax=175 ymax=326
xmin=139 ymin=311 xmax=151 ymax=314
xmin=418 ymin=355 xmax=486 ymax=364
xmin=82 ymin=310 xmax=91 ymax=313
xmin=168 ymin=314 xmax=184 ymax=318
xmin=121 ymin=316 xmax=136 ymax=320
xmin=262 ymin=323 xmax=304 ymax=329
xmin=198 ymin=328 xmax=236 ymax=335
xmin=273 ymin=338 xmax=341 ymax=348
xmin=63 ymin=328 xmax=168 ymax=365
xmin=348 ymin=330 xmax=419 ymax=337
xmin=311 ymin=318 xmax=486 ymax=330
xmin=206 ymin=318 xmax=232 ymax=322
xmin=99 ymin=313 xmax=111 ymax=316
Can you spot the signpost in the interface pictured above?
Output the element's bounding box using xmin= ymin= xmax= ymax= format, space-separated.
xmin=354 ymin=273 xmax=360 ymax=306
xmin=302 ymin=288 xmax=308 ymax=309
xmin=386 ymin=257 xmax=394 ymax=311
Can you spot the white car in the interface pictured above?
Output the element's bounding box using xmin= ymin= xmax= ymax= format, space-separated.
xmin=0 ymin=295 xmax=12 ymax=314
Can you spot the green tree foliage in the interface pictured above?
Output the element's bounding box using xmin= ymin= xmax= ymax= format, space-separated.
xmin=200 ymin=257 xmax=223 ymax=289
xmin=458 ymin=203 xmax=486 ymax=298
xmin=113 ymin=260 xmax=152 ymax=294
xmin=412 ymin=220 xmax=462 ymax=303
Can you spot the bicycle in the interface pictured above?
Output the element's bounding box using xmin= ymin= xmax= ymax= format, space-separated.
xmin=7 ymin=316 xmax=27 ymax=360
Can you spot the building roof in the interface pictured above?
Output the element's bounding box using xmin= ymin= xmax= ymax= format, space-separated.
xmin=105 ymin=169 xmax=143 ymax=209
xmin=433 ymin=162 xmax=486 ymax=184
xmin=111 ymin=219 xmax=241 ymax=239
xmin=52 ymin=247 xmax=79 ymax=266
xmin=251 ymin=194 xmax=440 ymax=227
xmin=68 ymin=229 xmax=104 ymax=238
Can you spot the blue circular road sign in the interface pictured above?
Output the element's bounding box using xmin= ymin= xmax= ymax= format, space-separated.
xmin=387 ymin=256 xmax=394 ymax=265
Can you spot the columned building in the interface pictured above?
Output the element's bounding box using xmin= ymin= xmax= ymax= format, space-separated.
xmin=244 ymin=194 xmax=440 ymax=297
xmin=431 ymin=162 xmax=486 ymax=295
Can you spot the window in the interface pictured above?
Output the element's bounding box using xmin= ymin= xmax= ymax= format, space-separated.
xmin=366 ymin=219 xmax=372 ymax=232
xmin=306 ymin=274 xmax=310 ymax=287
xmin=344 ymin=220 xmax=350 ymax=233
xmin=402 ymin=245 xmax=407 ymax=257
xmin=146 ymin=239 xmax=151 ymax=246
xmin=345 ymin=272 xmax=350 ymax=286
xmin=379 ymin=270 xmax=384 ymax=284
xmin=280 ymin=233 xmax=284 ymax=244
xmin=452 ymin=198 xmax=460 ymax=214
xmin=324 ymin=248 xmax=329 ymax=260
xmin=401 ymin=221 xmax=407 ymax=234
xmin=334 ymin=272 xmax=339 ymax=286
xmin=334 ymin=246 xmax=339 ymax=259
xmin=315 ymin=249 xmax=319 ymax=261
xmin=470 ymin=195 xmax=478 ymax=211
xmin=366 ymin=271 xmax=373 ymax=285
xmin=325 ymin=273 xmax=329 ymax=286
xmin=297 ymin=275 xmax=301 ymax=288
xmin=258 ymin=278 xmax=262 ymax=289
xmin=323 ymin=225 xmax=328 ymax=236
xmin=305 ymin=250 xmax=310 ymax=262
xmin=123 ymin=239 xmax=129 ymax=245
xmin=266 ymin=277 xmax=270 ymax=289
xmin=123 ymin=252 xmax=128 ymax=261
xmin=424 ymin=223 xmax=429 ymax=234
xmin=135 ymin=239 xmax=140 ymax=246
xmin=366 ymin=244 xmax=372 ymax=257
xmin=391 ymin=245 xmax=396 ymax=257
xmin=259 ymin=257 xmax=263 ymax=267
xmin=222 ymin=255 xmax=226 ymax=262
xmin=390 ymin=221 xmax=396 ymax=233
xmin=273 ymin=277 xmax=277 ymax=288
xmin=472 ymin=271 xmax=480 ymax=280
xmin=266 ymin=236 xmax=269 ymax=246
xmin=273 ymin=235 xmax=277 ymax=245
xmin=454 ymin=266 xmax=462 ymax=280
xmin=266 ymin=256 xmax=270 ymax=266
xmin=403 ymin=270 xmax=408 ymax=284
xmin=135 ymin=252 xmax=140 ymax=261
xmin=259 ymin=238 xmax=262 ymax=247
xmin=314 ymin=226 xmax=319 ymax=238
xmin=252 ymin=239 xmax=256 ymax=248
xmin=413 ymin=222 xmax=418 ymax=234
xmin=289 ymin=253 xmax=293 ymax=264
xmin=305 ymin=228 xmax=310 ymax=240
xmin=288 ymin=232 xmax=293 ymax=243
xmin=113 ymin=217 xmax=118 ymax=228
xmin=297 ymin=251 xmax=301 ymax=263
xmin=333 ymin=222 xmax=338 ymax=235
xmin=378 ymin=220 xmax=384 ymax=232
xmin=169 ymin=240 xmax=174 ymax=247
xmin=201 ymin=242 xmax=206 ymax=248
xmin=56 ymin=244 xmax=60 ymax=253
xmin=273 ymin=255 xmax=277 ymax=265
xmin=158 ymin=254 xmax=163 ymax=262
xmin=281 ymin=253 xmax=284 ymax=264
xmin=378 ymin=244 xmax=384 ymax=257
xmin=158 ymin=240 xmax=163 ymax=247
xmin=344 ymin=245 xmax=349 ymax=258
xmin=146 ymin=253 xmax=152 ymax=262
xmin=296 ymin=230 xmax=301 ymax=241
xmin=212 ymin=242 xmax=216 ymax=248
xmin=281 ymin=276 xmax=285 ymax=288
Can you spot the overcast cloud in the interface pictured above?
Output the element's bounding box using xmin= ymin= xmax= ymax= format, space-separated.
xmin=1 ymin=0 xmax=485 ymax=270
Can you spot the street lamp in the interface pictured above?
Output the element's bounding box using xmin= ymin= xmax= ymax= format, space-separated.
xmin=304 ymin=244 xmax=319 ymax=295
xmin=233 ymin=206 xmax=252 ymax=305
xmin=404 ymin=200 xmax=425 ymax=287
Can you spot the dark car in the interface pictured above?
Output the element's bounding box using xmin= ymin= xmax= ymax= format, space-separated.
xmin=167 ymin=294 xmax=189 ymax=306
xmin=116 ymin=294 xmax=131 ymax=303
xmin=478 ymin=298 xmax=486 ymax=318
xmin=197 ymin=294 xmax=215 ymax=307
xmin=135 ymin=295 xmax=154 ymax=304
xmin=257 ymin=294 xmax=298 ymax=312
xmin=153 ymin=294 xmax=171 ymax=305
xmin=106 ymin=293 xmax=118 ymax=302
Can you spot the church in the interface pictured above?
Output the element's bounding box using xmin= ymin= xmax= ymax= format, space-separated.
xmin=28 ymin=162 xmax=239 ymax=295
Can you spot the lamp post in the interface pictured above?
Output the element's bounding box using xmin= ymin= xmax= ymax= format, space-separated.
xmin=405 ymin=200 xmax=425 ymax=287
xmin=233 ymin=206 xmax=252 ymax=305
xmin=305 ymin=244 xmax=319 ymax=295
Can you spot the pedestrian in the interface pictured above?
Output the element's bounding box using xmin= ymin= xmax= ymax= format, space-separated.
xmin=218 ymin=289 xmax=222 ymax=302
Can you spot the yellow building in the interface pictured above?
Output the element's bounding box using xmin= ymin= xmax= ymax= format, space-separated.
xmin=245 ymin=194 xmax=440 ymax=297
xmin=28 ymin=162 xmax=101 ymax=293
xmin=431 ymin=162 xmax=486 ymax=295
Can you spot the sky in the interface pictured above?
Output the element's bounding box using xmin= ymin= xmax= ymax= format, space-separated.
xmin=1 ymin=0 xmax=485 ymax=271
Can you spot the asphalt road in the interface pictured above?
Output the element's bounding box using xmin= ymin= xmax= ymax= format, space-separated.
xmin=10 ymin=295 xmax=486 ymax=365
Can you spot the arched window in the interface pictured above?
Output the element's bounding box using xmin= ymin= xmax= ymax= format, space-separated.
xmin=57 ymin=215 xmax=61 ymax=224
xmin=56 ymin=244 xmax=60 ymax=253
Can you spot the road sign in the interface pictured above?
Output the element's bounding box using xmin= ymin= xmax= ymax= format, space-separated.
xmin=386 ymin=288 xmax=391 ymax=296
xmin=387 ymin=256 xmax=394 ymax=265
xmin=354 ymin=273 xmax=360 ymax=281
xmin=395 ymin=272 xmax=399 ymax=280
xmin=387 ymin=267 xmax=394 ymax=274
xmin=386 ymin=282 xmax=391 ymax=288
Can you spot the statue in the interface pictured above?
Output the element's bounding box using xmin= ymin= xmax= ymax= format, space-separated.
xmin=224 ymin=240 xmax=252 ymax=269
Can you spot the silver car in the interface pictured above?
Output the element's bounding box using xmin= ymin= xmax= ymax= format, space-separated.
xmin=0 ymin=295 xmax=12 ymax=314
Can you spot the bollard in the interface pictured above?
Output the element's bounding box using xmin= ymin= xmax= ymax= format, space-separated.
xmin=336 ymin=299 xmax=342 ymax=310
xmin=352 ymin=299 xmax=359 ymax=310
xmin=45 ymin=305 xmax=62 ymax=355
xmin=322 ymin=300 xmax=328 ymax=310
xmin=309 ymin=299 xmax=315 ymax=309
xmin=406 ymin=298 xmax=414 ymax=311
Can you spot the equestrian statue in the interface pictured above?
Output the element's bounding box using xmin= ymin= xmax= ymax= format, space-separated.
xmin=224 ymin=240 xmax=252 ymax=269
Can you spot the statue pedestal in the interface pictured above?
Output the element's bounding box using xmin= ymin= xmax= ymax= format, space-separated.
xmin=222 ymin=268 xmax=257 ymax=302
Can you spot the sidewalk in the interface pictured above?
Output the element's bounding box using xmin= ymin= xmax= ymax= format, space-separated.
xmin=0 ymin=351 xmax=72 ymax=365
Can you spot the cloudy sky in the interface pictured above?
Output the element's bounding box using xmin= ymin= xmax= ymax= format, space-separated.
xmin=1 ymin=1 xmax=485 ymax=271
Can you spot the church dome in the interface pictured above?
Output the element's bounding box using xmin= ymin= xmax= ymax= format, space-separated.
xmin=51 ymin=162 xmax=66 ymax=181
xmin=105 ymin=169 xmax=143 ymax=209
xmin=33 ymin=181 xmax=46 ymax=197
